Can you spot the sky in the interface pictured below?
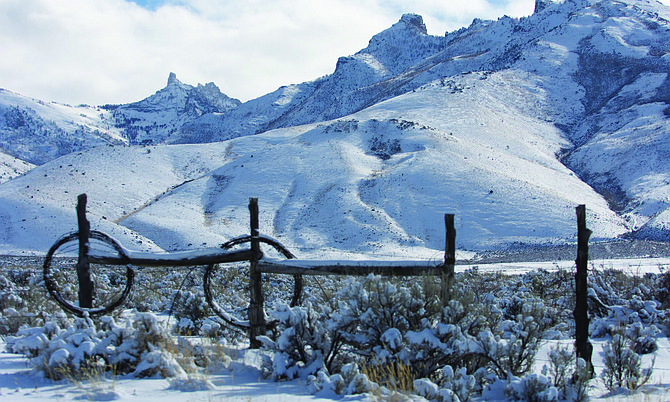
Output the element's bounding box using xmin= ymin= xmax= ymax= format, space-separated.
xmin=0 ymin=0 xmax=667 ymax=106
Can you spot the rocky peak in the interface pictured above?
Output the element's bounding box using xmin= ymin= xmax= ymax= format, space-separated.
xmin=399 ymin=13 xmax=428 ymax=35
xmin=167 ymin=72 xmax=181 ymax=86
xmin=533 ymin=0 xmax=574 ymax=13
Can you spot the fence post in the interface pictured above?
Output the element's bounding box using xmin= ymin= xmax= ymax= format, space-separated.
xmin=574 ymin=204 xmax=593 ymax=375
xmin=248 ymin=198 xmax=265 ymax=348
xmin=442 ymin=214 xmax=456 ymax=300
xmin=76 ymin=194 xmax=94 ymax=309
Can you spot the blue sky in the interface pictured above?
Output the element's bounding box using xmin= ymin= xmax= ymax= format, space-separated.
xmin=1 ymin=0 xmax=666 ymax=106
xmin=127 ymin=0 xmax=167 ymax=9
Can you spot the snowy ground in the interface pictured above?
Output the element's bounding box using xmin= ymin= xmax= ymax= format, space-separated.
xmin=1 ymin=257 xmax=670 ymax=401
xmin=0 ymin=345 xmax=341 ymax=402
xmin=1 ymin=333 xmax=669 ymax=401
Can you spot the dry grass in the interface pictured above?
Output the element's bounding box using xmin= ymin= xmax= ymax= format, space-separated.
xmin=362 ymin=357 xmax=415 ymax=401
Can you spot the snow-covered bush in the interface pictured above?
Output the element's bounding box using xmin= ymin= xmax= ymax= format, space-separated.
xmin=625 ymin=321 xmax=661 ymax=354
xmin=439 ymin=366 xmax=478 ymax=401
xmin=266 ymin=272 xmax=550 ymax=400
xmin=546 ymin=344 xmax=574 ymax=393
xmin=170 ymin=289 xmax=211 ymax=335
xmin=262 ymin=299 xmax=349 ymax=379
xmin=544 ymin=344 xmax=591 ymax=401
xmin=590 ymin=269 xmax=664 ymax=324
xmin=506 ymin=373 xmax=558 ymax=402
xmin=601 ymin=328 xmax=654 ymax=391
xmin=497 ymin=299 xmax=549 ymax=377
xmin=265 ymin=273 xmax=449 ymax=381
xmin=569 ymin=358 xmax=591 ymax=402
xmin=5 ymin=311 xmax=224 ymax=380
xmin=654 ymin=268 xmax=670 ymax=310
xmin=0 ymin=267 xmax=64 ymax=335
xmin=331 ymin=275 xmax=429 ymax=353
xmin=414 ymin=378 xmax=460 ymax=402
xmin=306 ymin=365 xmax=378 ymax=397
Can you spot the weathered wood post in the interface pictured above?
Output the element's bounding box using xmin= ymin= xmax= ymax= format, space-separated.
xmin=574 ymin=204 xmax=593 ymax=374
xmin=248 ymin=197 xmax=265 ymax=348
xmin=76 ymin=194 xmax=94 ymax=309
xmin=442 ymin=214 xmax=456 ymax=301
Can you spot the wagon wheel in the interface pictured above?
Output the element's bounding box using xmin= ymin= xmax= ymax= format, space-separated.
xmin=203 ymin=235 xmax=302 ymax=331
xmin=43 ymin=231 xmax=135 ymax=317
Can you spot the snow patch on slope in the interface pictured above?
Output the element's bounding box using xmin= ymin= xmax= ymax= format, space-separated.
xmin=0 ymin=151 xmax=34 ymax=184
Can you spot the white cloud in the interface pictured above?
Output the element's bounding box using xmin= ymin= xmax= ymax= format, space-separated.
xmin=6 ymin=0 xmax=665 ymax=106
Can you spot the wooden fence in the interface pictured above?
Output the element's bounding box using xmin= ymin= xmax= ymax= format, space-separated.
xmin=251 ymin=201 xmax=591 ymax=369
xmin=55 ymin=195 xmax=593 ymax=369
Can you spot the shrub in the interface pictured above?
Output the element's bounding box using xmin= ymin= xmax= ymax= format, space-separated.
xmin=546 ymin=344 xmax=574 ymax=392
xmin=170 ymin=290 xmax=211 ymax=335
xmin=0 ymin=267 xmax=65 ymax=335
xmin=601 ymin=328 xmax=654 ymax=392
xmin=262 ymin=300 xmax=337 ymax=379
xmin=266 ymin=271 xmax=548 ymax=401
xmin=306 ymin=364 xmax=378 ymax=397
xmin=497 ymin=299 xmax=548 ymax=377
xmin=4 ymin=311 xmax=217 ymax=380
xmin=544 ymin=344 xmax=591 ymax=401
xmin=505 ymin=373 xmax=558 ymax=402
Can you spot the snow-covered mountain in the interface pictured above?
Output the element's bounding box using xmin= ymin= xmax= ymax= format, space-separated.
xmin=0 ymin=89 xmax=126 ymax=165
xmin=0 ymin=74 xmax=240 ymax=164
xmin=0 ymin=77 xmax=627 ymax=256
xmin=110 ymin=72 xmax=241 ymax=145
xmin=1 ymin=0 xmax=670 ymax=256
xmin=149 ymin=0 xmax=670 ymax=244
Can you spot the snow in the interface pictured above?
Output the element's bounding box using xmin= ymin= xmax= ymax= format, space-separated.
xmin=0 ymin=142 xmax=235 ymax=255
xmin=0 ymin=89 xmax=125 ymax=142
xmin=0 ymin=258 xmax=669 ymax=401
xmin=0 ymin=151 xmax=34 ymax=184
xmin=0 ymin=350 xmax=336 ymax=402
xmin=2 ymin=0 xmax=670 ymax=254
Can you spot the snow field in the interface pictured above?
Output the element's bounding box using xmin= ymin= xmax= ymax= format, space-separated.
xmin=3 ymin=258 xmax=670 ymax=401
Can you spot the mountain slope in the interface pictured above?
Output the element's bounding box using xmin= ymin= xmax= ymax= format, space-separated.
xmin=0 ymin=150 xmax=34 ymax=184
xmin=0 ymin=89 xmax=126 ymax=165
xmin=0 ymin=142 xmax=235 ymax=254
xmin=0 ymin=69 xmax=627 ymax=256
xmin=148 ymin=70 xmax=625 ymax=255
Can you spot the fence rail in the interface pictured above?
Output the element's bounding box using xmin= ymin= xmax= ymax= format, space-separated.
xmin=257 ymin=259 xmax=447 ymax=276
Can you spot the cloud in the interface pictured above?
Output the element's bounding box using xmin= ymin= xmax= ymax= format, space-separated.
xmin=0 ymin=0 xmax=538 ymax=105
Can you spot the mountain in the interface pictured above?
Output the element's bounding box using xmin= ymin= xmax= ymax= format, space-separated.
xmin=0 ymin=80 xmax=627 ymax=255
xmin=173 ymin=13 xmax=452 ymax=143
xmin=1 ymin=0 xmax=670 ymax=256
xmin=0 ymin=89 xmax=126 ymax=165
xmin=109 ymin=72 xmax=241 ymax=145
xmin=174 ymin=0 xmax=670 ymax=244
xmin=0 ymin=74 xmax=240 ymax=164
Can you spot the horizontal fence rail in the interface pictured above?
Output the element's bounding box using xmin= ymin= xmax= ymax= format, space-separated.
xmin=257 ymin=259 xmax=449 ymax=276
xmin=91 ymin=249 xmax=259 ymax=267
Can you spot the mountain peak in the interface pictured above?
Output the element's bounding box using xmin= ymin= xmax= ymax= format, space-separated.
xmin=399 ymin=13 xmax=427 ymax=35
xmin=533 ymin=0 xmax=567 ymax=13
xmin=167 ymin=72 xmax=181 ymax=86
